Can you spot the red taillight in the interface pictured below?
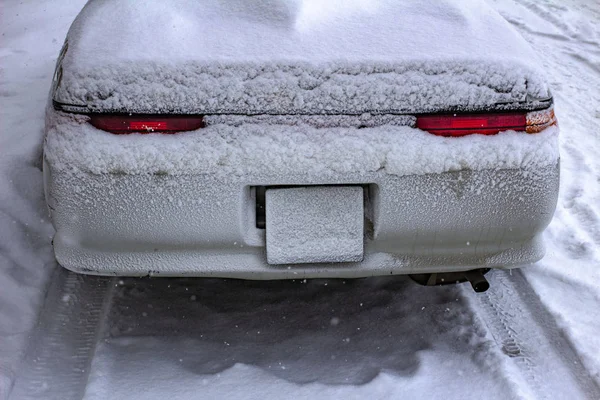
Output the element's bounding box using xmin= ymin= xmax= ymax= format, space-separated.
xmin=416 ymin=113 xmax=527 ymax=137
xmin=416 ymin=109 xmax=557 ymax=137
xmin=89 ymin=115 xmax=204 ymax=134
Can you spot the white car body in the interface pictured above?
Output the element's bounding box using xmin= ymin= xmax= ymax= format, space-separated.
xmin=44 ymin=0 xmax=560 ymax=279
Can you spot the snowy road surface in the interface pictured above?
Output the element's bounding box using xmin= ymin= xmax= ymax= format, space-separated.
xmin=9 ymin=269 xmax=600 ymax=399
xmin=1 ymin=0 xmax=600 ymax=399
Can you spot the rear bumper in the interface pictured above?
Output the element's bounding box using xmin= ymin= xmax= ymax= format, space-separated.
xmin=44 ymin=160 xmax=559 ymax=278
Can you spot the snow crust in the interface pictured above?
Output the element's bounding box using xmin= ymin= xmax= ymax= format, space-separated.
xmin=45 ymin=111 xmax=559 ymax=177
xmin=55 ymin=61 xmax=549 ymax=115
xmin=54 ymin=0 xmax=550 ymax=114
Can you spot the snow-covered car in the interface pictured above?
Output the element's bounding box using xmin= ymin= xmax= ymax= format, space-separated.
xmin=43 ymin=0 xmax=559 ymax=290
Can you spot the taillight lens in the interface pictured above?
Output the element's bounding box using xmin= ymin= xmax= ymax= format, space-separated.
xmin=526 ymin=107 xmax=558 ymax=134
xmin=88 ymin=108 xmax=557 ymax=136
xmin=416 ymin=109 xmax=557 ymax=137
xmin=89 ymin=115 xmax=204 ymax=134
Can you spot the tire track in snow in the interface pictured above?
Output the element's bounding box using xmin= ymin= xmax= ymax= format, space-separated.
xmin=567 ymin=53 xmax=600 ymax=75
xmin=467 ymin=269 xmax=600 ymax=400
xmin=516 ymin=0 xmax=600 ymax=45
xmin=9 ymin=268 xmax=115 ymax=400
xmin=493 ymin=0 xmax=600 ymax=381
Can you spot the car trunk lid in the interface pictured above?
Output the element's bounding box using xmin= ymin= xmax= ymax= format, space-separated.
xmin=53 ymin=0 xmax=552 ymax=115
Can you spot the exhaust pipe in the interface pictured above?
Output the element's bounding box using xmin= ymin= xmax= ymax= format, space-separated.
xmin=463 ymin=270 xmax=490 ymax=293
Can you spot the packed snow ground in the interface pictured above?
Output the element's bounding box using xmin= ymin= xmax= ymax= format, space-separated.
xmin=1 ymin=0 xmax=599 ymax=399
xmin=490 ymin=0 xmax=600 ymax=384
xmin=0 ymin=1 xmax=88 ymax=398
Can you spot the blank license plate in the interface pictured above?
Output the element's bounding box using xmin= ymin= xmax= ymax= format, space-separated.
xmin=265 ymin=186 xmax=364 ymax=265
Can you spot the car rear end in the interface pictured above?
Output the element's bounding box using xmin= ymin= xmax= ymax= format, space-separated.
xmin=43 ymin=0 xmax=560 ymax=278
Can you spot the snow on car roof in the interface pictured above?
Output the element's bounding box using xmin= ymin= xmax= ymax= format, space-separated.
xmin=55 ymin=0 xmax=551 ymax=114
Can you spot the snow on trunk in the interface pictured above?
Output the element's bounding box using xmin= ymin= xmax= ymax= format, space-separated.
xmin=55 ymin=0 xmax=550 ymax=114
